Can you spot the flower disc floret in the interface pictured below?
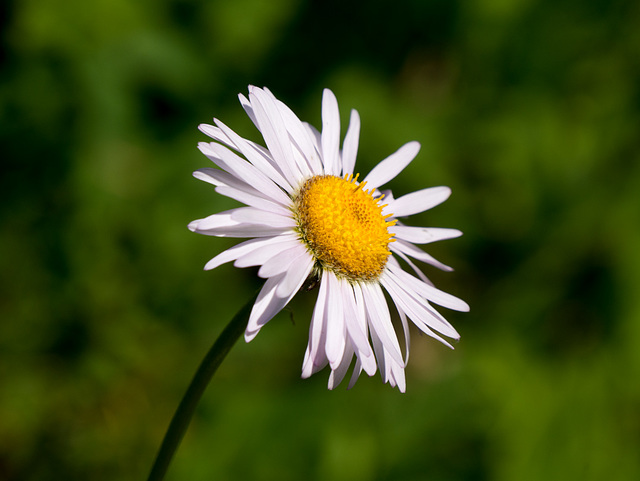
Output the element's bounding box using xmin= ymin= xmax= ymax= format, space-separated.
xmin=294 ymin=174 xmax=396 ymax=281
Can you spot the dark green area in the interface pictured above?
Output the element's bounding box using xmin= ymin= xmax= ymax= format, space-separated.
xmin=1 ymin=0 xmax=639 ymax=480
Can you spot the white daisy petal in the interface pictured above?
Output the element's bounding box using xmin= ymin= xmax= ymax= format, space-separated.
xmin=347 ymin=358 xmax=364 ymax=390
xmin=388 ymin=186 xmax=451 ymax=217
xmin=204 ymin=235 xmax=295 ymax=271
xmin=321 ymin=89 xmax=341 ymax=176
xmin=341 ymin=109 xmax=360 ymax=176
xmin=199 ymin=123 xmax=238 ymax=150
xmin=209 ymin=225 xmax=291 ymax=238
xmin=194 ymin=166 xmax=263 ymax=198
xmin=341 ymin=282 xmax=374 ymax=362
xmin=302 ymin=274 xmax=330 ymax=378
xmin=194 ymin=168 xmax=289 ymax=215
xmin=248 ymin=87 xmax=302 ymax=187
xmin=231 ymin=207 xmax=296 ymax=228
xmin=258 ymin=243 xmax=308 ymax=279
xmin=234 ymin=235 xmax=300 ymax=268
xmin=388 ymin=263 xmax=470 ymax=312
xmin=395 ymin=300 xmax=411 ymax=366
xmin=390 ymin=239 xmax=454 ymax=272
xmin=351 ymin=284 xmax=377 ymax=376
xmin=215 ymin=186 xmax=291 ymax=216
xmin=328 ymin=342 xmax=354 ymax=390
xmin=189 ymin=211 xmax=288 ymax=238
xmin=362 ymin=141 xmax=421 ymax=190
xmin=213 ymin=119 xmax=291 ymax=192
xmin=325 ymin=272 xmax=346 ymax=368
xmin=389 ymin=359 xmax=407 ymax=393
xmin=189 ymin=209 xmax=242 ymax=231
xmin=272 ymin=97 xmax=323 ymax=175
xmin=391 ymin=226 xmax=463 ymax=244
xmin=245 ymin=267 xmax=306 ymax=342
xmin=198 ymin=141 xmax=290 ymax=206
xmin=303 ymin=122 xmax=322 ymax=154
xmin=245 ymin=274 xmax=284 ymax=341
xmin=192 ymin=167 xmax=226 ymax=186
xmin=274 ymin=251 xmax=313 ymax=298
xmin=238 ymin=92 xmax=259 ymax=129
xmin=387 ymin=247 xmax=435 ymax=286
xmin=361 ymin=283 xmax=404 ymax=366
xmin=369 ymin=327 xmax=389 ymax=384
xmin=380 ymin=275 xmax=451 ymax=347
xmin=387 ymin=271 xmax=461 ymax=337
xmin=381 ymin=270 xmax=459 ymax=342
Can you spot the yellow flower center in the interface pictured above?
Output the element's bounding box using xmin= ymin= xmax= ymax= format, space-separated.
xmin=294 ymin=174 xmax=396 ymax=281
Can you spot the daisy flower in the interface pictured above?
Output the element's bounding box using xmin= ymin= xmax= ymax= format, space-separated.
xmin=189 ymin=86 xmax=468 ymax=392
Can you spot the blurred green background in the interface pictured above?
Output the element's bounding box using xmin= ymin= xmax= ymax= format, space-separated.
xmin=2 ymin=0 xmax=640 ymax=479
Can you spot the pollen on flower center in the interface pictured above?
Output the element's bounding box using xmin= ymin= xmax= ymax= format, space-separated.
xmin=294 ymin=174 xmax=396 ymax=281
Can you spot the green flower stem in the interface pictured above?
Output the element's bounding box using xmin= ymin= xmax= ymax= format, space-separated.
xmin=147 ymin=293 xmax=258 ymax=481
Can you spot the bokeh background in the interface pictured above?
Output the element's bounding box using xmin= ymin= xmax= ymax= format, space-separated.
xmin=2 ymin=0 xmax=640 ymax=479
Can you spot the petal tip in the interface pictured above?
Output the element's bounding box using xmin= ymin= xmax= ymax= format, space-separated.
xmin=457 ymin=301 xmax=470 ymax=312
xmin=188 ymin=220 xmax=199 ymax=232
xmin=244 ymin=329 xmax=259 ymax=342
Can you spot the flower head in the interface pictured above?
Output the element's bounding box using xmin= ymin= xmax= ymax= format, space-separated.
xmin=189 ymin=86 xmax=468 ymax=392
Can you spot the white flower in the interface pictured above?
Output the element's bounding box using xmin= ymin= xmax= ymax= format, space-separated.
xmin=189 ymin=86 xmax=468 ymax=392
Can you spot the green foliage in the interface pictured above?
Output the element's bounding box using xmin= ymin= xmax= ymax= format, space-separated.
xmin=1 ymin=0 xmax=639 ymax=479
